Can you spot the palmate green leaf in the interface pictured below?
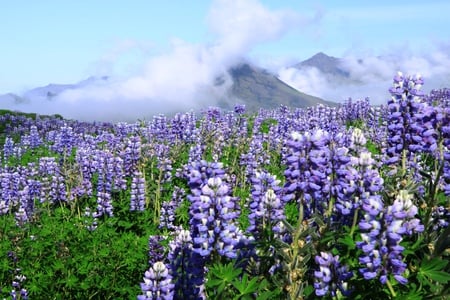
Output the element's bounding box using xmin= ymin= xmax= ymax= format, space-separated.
xmin=421 ymin=270 xmax=450 ymax=284
xmin=421 ymin=257 xmax=448 ymax=272
xmin=208 ymin=278 xmax=225 ymax=287
xmin=418 ymin=257 xmax=450 ymax=285
xmin=232 ymin=273 xmax=260 ymax=296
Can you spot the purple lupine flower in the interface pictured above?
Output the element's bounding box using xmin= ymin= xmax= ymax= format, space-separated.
xmin=138 ymin=261 xmax=174 ymax=300
xmin=94 ymin=170 xmax=113 ymax=218
xmin=74 ymin=148 xmax=95 ymax=197
xmin=113 ymin=156 xmax=127 ymax=191
xmin=168 ymin=229 xmax=206 ymax=299
xmin=123 ymin=136 xmax=141 ymax=175
xmin=14 ymin=205 xmax=28 ymax=227
xmin=7 ymin=252 xmax=29 ymax=300
xmin=51 ymin=124 xmax=76 ymax=155
xmin=331 ymin=144 xmax=358 ymax=220
xmin=358 ymin=190 xmax=423 ymax=285
xmin=130 ymin=171 xmax=146 ymax=211
xmin=314 ymin=252 xmax=353 ymax=297
xmin=3 ymin=137 xmax=15 ymax=161
xmin=440 ymin=106 xmax=450 ymax=196
xmin=28 ymin=125 xmax=42 ymax=149
xmin=160 ymin=187 xmax=185 ymax=231
xmin=283 ymin=129 xmax=332 ymax=218
xmin=49 ymin=174 xmax=67 ymax=204
xmin=247 ymin=171 xmax=286 ymax=239
xmin=430 ymin=206 xmax=449 ymax=230
xmin=385 ymin=72 xmax=425 ymax=167
xmin=169 ymin=112 xmax=198 ymax=143
xmin=39 ymin=157 xmax=66 ymax=204
xmin=240 ymin=134 xmax=270 ymax=179
xmin=234 ymin=104 xmax=246 ymax=114
xmin=147 ymin=235 xmax=166 ymax=266
xmin=155 ymin=144 xmax=173 ymax=184
xmin=189 ymin=177 xmax=244 ymax=259
xmin=83 ymin=207 xmax=98 ymax=231
xmin=1 ymin=171 xmax=21 ymax=214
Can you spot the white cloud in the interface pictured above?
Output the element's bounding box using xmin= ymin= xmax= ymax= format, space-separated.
xmin=278 ymin=43 xmax=450 ymax=105
xmin=35 ymin=0 xmax=304 ymax=122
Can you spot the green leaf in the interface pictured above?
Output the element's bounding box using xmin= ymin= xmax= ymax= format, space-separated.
xmin=422 ymin=270 xmax=450 ymax=284
xmin=117 ymin=220 xmax=133 ymax=229
xmin=232 ymin=274 xmax=259 ymax=295
xmin=418 ymin=257 xmax=450 ymax=284
xmin=421 ymin=258 xmax=448 ymax=272
xmin=217 ymin=282 xmax=227 ymax=295
xmin=207 ymin=278 xmax=224 ymax=287
xmin=338 ymin=234 xmax=356 ymax=250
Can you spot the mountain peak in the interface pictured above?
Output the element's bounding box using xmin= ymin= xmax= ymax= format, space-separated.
xmin=294 ymin=52 xmax=349 ymax=78
xmin=226 ymin=61 xmax=336 ymax=111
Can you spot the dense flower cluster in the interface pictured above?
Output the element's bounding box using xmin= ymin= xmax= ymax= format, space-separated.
xmin=357 ymin=190 xmax=424 ymax=284
xmin=138 ymin=261 xmax=174 ymax=300
xmin=189 ymin=177 xmax=243 ymax=259
xmin=168 ymin=229 xmax=206 ymax=299
xmin=247 ymin=171 xmax=285 ymax=238
xmin=159 ymin=187 xmax=185 ymax=231
xmin=130 ymin=171 xmax=146 ymax=211
xmin=385 ymin=72 xmax=425 ymax=165
xmin=283 ymin=129 xmax=331 ymax=218
xmin=314 ymin=252 xmax=352 ymax=297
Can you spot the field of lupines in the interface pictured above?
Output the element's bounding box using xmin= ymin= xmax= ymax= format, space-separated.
xmin=0 ymin=72 xmax=449 ymax=299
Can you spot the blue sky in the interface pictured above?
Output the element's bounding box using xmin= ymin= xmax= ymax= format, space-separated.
xmin=1 ymin=0 xmax=449 ymax=120
xmin=1 ymin=0 xmax=449 ymax=93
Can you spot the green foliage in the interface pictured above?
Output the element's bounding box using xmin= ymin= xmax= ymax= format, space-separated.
xmin=205 ymin=262 xmax=278 ymax=300
xmin=0 ymin=191 xmax=155 ymax=299
xmin=259 ymin=118 xmax=278 ymax=134
xmin=345 ymin=119 xmax=365 ymax=129
xmin=417 ymin=258 xmax=449 ymax=285
xmin=174 ymin=199 xmax=191 ymax=228
xmin=284 ymin=202 xmax=299 ymax=227
xmin=366 ymin=139 xmax=381 ymax=155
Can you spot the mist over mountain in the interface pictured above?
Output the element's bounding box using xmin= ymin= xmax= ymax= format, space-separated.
xmin=294 ymin=52 xmax=350 ymax=79
xmin=221 ymin=63 xmax=335 ymax=111
xmin=0 ymin=59 xmax=335 ymax=121
xmin=3 ymin=49 xmax=449 ymax=122
xmin=279 ymin=49 xmax=450 ymax=105
xmin=22 ymin=76 xmax=110 ymax=100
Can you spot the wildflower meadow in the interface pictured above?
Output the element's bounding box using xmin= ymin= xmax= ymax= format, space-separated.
xmin=0 ymin=73 xmax=449 ymax=299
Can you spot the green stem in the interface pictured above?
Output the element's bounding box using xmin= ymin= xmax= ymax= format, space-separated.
xmin=298 ymin=199 xmax=304 ymax=229
xmin=349 ymin=208 xmax=359 ymax=237
xmin=386 ymin=279 xmax=397 ymax=298
xmin=401 ymin=149 xmax=407 ymax=178
xmin=154 ymin=170 xmax=162 ymax=224
xmin=326 ymin=196 xmax=335 ymax=220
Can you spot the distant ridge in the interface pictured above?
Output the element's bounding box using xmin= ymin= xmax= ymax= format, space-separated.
xmin=224 ymin=63 xmax=336 ymax=111
xmin=0 ymin=60 xmax=336 ymax=119
xmin=23 ymin=76 xmax=110 ymax=100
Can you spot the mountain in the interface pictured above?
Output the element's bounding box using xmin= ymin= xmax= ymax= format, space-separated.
xmin=23 ymin=76 xmax=109 ymax=100
xmin=293 ymin=52 xmax=350 ymax=78
xmin=0 ymin=63 xmax=335 ymax=119
xmin=222 ymin=63 xmax=336 ymax=111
